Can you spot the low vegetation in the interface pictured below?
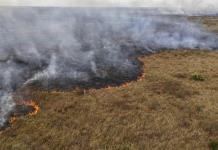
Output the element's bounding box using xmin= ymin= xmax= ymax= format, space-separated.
xmin=191 ymin=73 xmax=205 ymax=81
xmin=0 ymin=50 xmax=217 ymax=150
xmin=0 ymin=17 xmax=217 ymax=150
xmin=209 ymin=140 xmax=218 ymax=150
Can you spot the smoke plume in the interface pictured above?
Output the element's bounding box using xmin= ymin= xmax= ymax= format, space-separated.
xmin=0 ymin=7 xmax=218 ymax=127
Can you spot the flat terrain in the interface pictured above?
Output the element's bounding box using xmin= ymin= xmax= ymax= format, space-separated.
xmin=0 ymin=17 xmax=218 ymax=150
xmin=191 ymin=16 xmax=218 ymax=33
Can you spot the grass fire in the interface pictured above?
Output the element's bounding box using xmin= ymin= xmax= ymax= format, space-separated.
xmin=0 ymin=5 xmax=218 ymax=150
xmin=0 ymin=100 xmax=39 ymax=130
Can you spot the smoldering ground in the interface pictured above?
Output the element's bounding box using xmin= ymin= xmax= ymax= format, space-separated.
xmin=0 ymin=7 xmax=218 ymax=127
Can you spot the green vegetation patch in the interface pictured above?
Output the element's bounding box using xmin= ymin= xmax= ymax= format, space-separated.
xmin=191 ymin=73 xmax=205 ymax=81
xmin=209 ymin=140 xmax=218 ymax=150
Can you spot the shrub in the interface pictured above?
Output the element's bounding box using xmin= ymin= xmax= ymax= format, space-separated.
xmin=191 ymin=73 xmax=205 ymax=81
xmin=209 ymin=140 xmax=218 ymax=150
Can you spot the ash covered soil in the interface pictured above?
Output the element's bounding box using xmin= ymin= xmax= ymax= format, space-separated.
xmin=0 ymin=16 xmax=218 ymax=150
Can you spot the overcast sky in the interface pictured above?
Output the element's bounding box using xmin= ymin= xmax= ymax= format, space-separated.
xmin=0 ymin=0 xmax=217 ymax=13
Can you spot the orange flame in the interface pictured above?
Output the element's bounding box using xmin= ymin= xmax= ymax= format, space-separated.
xmin=137 ymin=71 xmax=145 ymax=81
xmin=9 ymin=116 xmax=16 ymax=125
xmin=23 ymin=100 xmax=40 ymax=116
xmin=104 ymin=71 xmax=145 ymax=90
xmin=105 ymin=86 xmax=114 ymax=90
xmin=8 ymin=100 xmax=39 ymax=127
xmin=120 ymin=82 xmax=130 ymax=88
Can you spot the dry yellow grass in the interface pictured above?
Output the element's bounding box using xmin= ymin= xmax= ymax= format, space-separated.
xmin=0 ymin=50 xmax=217 ymax=150
xmin=0 ymin=17 xmax=218 ymax=150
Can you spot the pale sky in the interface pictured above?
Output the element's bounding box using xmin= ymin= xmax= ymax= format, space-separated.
xmin=0 ymin=0 xmax=217 ymax=13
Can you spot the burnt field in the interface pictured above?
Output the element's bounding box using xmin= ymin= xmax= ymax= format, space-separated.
xmin=0 ymin=10 xmax=218 ymax=150
xmin=1 ymin=50 xmax=218 ymax=150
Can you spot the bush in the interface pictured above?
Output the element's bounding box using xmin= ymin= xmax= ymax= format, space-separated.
xmin=209 ymin=140 xmax=218 ymax=150
xmin=191 ymin=73 xmax=205 ymax=81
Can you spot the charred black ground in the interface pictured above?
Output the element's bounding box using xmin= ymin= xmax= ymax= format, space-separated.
xmin=29 ymin=48 xmax=145 ymax=90
xmin=0 ymin=7 xmax=218 ymax=128
xmin=0 ymin=104 xmax=36 ymax=130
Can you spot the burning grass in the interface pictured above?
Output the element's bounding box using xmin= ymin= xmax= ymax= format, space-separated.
xmin=0 ymin=50 xmax=218 ymax=150
xmin=0 ymin=100 xmax=40 ymax=130
xmin=0 ymin=16 xmax=218 ymax=149
xmin=19 ymin=100 xmax=40 ymax=116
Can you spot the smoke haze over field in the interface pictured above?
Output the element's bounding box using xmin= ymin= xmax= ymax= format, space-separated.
xmin=0 ymin=0 xmax=217 ymax=14
xmin=0 ymin=7 xmax=218 ymax=127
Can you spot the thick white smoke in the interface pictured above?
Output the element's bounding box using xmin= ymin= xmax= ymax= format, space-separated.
xmin=0 ymin=0 xmax=217 ymax=14
xmin=0 ymin=7 xmax=218 ymax=127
